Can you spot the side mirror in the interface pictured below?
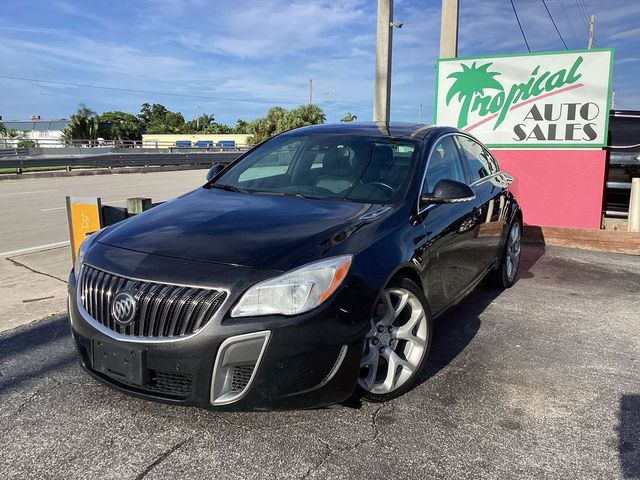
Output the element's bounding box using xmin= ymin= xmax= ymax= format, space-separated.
xmin=421 ymin=179 xmax=475 ymax=205
xmin=206 ymin=163 xmax=224 ymax=182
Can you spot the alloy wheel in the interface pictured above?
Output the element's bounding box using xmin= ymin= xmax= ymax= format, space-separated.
xmin=505 ymin=222 xmax=522 ymax=282
xmin=358 ymin=288 xmax=428 ymax=394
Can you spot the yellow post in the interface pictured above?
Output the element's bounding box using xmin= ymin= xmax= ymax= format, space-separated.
xmin=66 ymin=196 xmax=102 ymax=263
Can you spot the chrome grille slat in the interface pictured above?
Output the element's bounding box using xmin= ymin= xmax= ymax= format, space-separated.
xmin=79 ymin=266 xmax=225 ymax=339
xmin=167 ymin=289 xmax=196 ymax=337
xmin=179 ymin=290 xmax=212 ymax=336
xmin=105 ymin=274 xmax=119 ymax=330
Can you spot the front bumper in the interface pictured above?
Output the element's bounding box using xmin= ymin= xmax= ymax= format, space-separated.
xmin=68 ymin=264 xmax=369 ymax=411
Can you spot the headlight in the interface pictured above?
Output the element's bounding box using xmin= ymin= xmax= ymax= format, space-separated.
xmin=231 ymin=255 xmax=353 ymax=318
xmin=74 ymin=231 xmax=99 ymax=282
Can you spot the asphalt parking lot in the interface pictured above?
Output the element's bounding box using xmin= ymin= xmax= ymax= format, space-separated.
xmin=1 ymin=244 xmax=639 ymax=479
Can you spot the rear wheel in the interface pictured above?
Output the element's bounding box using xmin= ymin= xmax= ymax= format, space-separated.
xmin=488 ymin=218 xmax=522 ymax=289
xmin=357 ymin=278 xmax=432 ymax=402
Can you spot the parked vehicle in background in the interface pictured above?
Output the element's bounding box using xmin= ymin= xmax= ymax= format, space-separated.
xmin=605 ymin=110 xmax=640 ymax=218
xmin=68 ymin=123 xmax=521 ymax=411
xmin=216 ymin=140 xmax=236 ymax=148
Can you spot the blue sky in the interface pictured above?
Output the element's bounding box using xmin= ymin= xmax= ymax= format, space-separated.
xmin=0 ymin=0 xmax=639 ymax=125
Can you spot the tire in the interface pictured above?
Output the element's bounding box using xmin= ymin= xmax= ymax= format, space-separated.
xmin=487 ymin=217 xmax=522 ymax=289
xmin=356 ymin=277 xmax=433 ymax=403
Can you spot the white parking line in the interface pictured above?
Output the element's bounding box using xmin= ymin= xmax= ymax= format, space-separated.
xmin=0 ymin=189 xmax=59 ymax=196
xmin=0 ymin=240 xmax=70 ymax=258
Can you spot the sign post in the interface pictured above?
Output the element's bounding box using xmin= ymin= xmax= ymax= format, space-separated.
xmin=66 ymin=196 xmax=102 ymax=263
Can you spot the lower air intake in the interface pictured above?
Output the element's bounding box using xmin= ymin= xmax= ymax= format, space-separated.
xmin=231 ymin=366 xmax=255 ymax=392
xmin=210 ymin=331 xmax=270 ymax=406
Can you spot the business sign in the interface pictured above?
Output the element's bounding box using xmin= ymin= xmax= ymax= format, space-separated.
xmin=435 ymin=49 xmax=613 ymax=148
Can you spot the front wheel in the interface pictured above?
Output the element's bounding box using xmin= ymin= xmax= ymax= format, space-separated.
xmin=357 ymin=278 xmax=432 ymax=402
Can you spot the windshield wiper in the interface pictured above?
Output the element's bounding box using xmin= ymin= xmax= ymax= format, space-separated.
xmin=254 ymin=191 xmax=332 ymax=200
xmin=207 ymin=183 xmax=247 ymax=193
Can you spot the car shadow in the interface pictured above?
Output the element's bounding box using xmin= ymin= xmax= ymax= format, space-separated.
xmin=619 ymin=394 xmax=640 ymax=478
xmin=344 ymin=243 xmax=545 ymax=408
xmin=414 ymin=242 xmax=545 ymax=391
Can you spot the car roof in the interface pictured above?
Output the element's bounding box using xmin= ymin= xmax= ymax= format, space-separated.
xmin=281 ymin=122 xmax=459 ymax=141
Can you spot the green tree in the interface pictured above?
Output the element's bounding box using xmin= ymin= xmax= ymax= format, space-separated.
xmin=0 ymin=121 xmax=6 ymax=136
xmin=183 ymin=113 xmax=216 ymax=133
xmin=17 ymin=139 xmax=36 ymax=148
xmin=248 ymin=105 xmax=326 ymax=144
xmin=446 ymin=62 xmax=503 ymax=129
xmin=98 ymin=111 xmax=142 ymax=142
xmin=61 ymin=104 xmax=99 ymax=144
xmin=138 ymin=103 xmax=185 ymax=134
xmin=340 ymin=112 xmax=357 ymax=122
xmin=288 ymin=104 xmax=326 ymax=128
xmin=234 ymin=119 xmax=249 ymax=133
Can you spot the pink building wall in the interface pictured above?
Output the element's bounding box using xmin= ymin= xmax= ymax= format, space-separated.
xmin=491 ymin=149 xmax=607 ymax=230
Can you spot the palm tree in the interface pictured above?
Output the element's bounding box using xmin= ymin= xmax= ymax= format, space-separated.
xmin=446 ymin=62 xmax=503 ymax=129
xmin=61 ymin=104 xmax=99 ymax=145
xmin=340 ymin=113 xmax=357 ymax=122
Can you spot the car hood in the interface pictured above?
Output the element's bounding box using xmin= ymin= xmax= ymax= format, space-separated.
xmin=96 ymin=188 xmax=385 ymax=272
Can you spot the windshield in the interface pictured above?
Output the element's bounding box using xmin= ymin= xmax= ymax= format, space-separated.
xmin=212 ymin=134 xmax=420 ymax=203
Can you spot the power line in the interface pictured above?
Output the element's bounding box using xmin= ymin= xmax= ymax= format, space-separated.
xmin=575 ymin=0 xmax=589 ymax=30
xmin=509 ymin=0 xmax=531 ymax=52
xmin=0 ymin=74 xmax=300 ymax=106
xmin=558 ymin=0 xmax=580 ymax=45
xmin=541 ymin=0 xmax=568 ymax=49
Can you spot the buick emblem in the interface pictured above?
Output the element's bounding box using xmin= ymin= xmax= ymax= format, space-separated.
xmin=112 ymin=291 xmax=137 ymax=325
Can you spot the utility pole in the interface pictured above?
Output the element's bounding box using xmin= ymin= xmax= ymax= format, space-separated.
xmin=196 ymin=105 xmax=200 ymax=131
xmin=418 ymin=103 xmax=423 ymax=123
xmin=587 ymin=14 xmax=595 ymax=49
xmin=439 ymin=0 xmax=459 ymax=58
xmin=373 ymin=0 xmax=393 ymax=123
xmin=309 ymin=79 xmax=313 ymax=104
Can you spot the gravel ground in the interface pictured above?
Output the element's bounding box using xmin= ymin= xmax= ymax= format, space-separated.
xmin=0 ymin=244 xmax=639 ymax=480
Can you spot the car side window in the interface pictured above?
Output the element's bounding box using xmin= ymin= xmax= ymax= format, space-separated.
xmin=455 ymin=136 xmax=497 ymax=183
xmin=424 ymin=136 xmax=466 ymax=194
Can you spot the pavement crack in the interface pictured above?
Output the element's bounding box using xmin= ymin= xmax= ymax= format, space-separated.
xmin=134 ymin=434 xmax=196 ymax=480
xmin=300 ymin=438 xmax=332 ymax=480
xmin=5 ymin=257 xmax=67 ymax=284
xmin=16 ymin=389 xmax=41 ymax=414
xmin=298 ymin=405 xmax=388 ymax=479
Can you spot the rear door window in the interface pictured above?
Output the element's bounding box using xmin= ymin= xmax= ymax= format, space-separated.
xmin=455 ymin=136 xmax=498 ymax=183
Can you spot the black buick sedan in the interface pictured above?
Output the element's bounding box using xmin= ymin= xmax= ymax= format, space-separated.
xmin=68 ymin=122 xmax=522 ymax=410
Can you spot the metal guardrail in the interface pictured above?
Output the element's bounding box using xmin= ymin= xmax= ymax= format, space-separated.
xmin=0 ymin=150 xmax=246 ymax=173
xmin=0 ymin=148 xmax=30 ymax=158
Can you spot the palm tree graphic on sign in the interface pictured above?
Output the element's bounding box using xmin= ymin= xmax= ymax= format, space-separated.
xmin=446 ymin=62 xmax=503 ymax=129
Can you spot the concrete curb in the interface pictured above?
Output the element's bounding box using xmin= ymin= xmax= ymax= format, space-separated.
xmin=0 ymin=164 xmax=210 ymax=181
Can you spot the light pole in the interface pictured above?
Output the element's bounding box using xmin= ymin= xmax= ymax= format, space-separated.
xmin=373 ymin=0 xmax=402 ymax=124
xmin=439 ymin=0 xmax=459 ymax=59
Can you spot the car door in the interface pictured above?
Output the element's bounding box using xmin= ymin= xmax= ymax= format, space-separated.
xmin=419 ymin=135 xmax=483 ymax=315
xmin=454 ymin=135 xmax=509 ymax=272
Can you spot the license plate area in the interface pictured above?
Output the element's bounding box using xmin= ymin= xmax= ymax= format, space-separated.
xmin=92 ymin=339 xmax=146 ymax=385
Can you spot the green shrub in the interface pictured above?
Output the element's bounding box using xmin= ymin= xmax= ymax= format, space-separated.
xmin=17 ymin=139 xmax=36 ymax=148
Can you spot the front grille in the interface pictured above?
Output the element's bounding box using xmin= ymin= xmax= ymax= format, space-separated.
xmin=230 ymin=365 xmax=255 ymax=392
xmin=97 ymin=368 xmax=193 ymax=399
xmin=148 ymin=370 xmax=193 ymax=397
xmin=80 ymin=265 xmax=226 ymax=338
